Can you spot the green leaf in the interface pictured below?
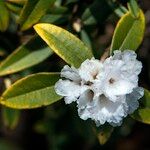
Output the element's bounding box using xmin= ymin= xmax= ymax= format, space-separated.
xmin=40 ymin=14 xmax=68 ymax=25
xmin=131 ymin=89 xmax=150 ymax=124
xmin=82 ymin=0 xmax=112 ymax=26
xmin=6 ymin=0 xmax=26 ymax=5
xmin=81 ymin=30 xmax=92 ymax=49
xmin=48 ymin=5 xmax=68 ymax=14
xmin=65 ymin=0 xmax=78 ymax=5
xmin=19 ymin=0 xmax=56 ymax=31
xmin=0 ymin=37 xmax=52 ymax=76
xmin=0 ymin=73 xmax=62 ymax=109
xmin=141 ymin=89 xmax=150 ymax=108
xmin=82 ymin=8 xmax=97 ymax=26
xmin=34 ymin=23 xmax=93 ymax=67
xmin=94 ymin=125 xmax=114 ymax=145
xmin=0 ymin=0 xmax=9 ymax=32
xmin=2 ymin=107 xmax=20 ymax=129
xmin=127 ymin=0 xmax=140 ymax=18
xmin=131 ymin=108 xmax=150 ymax=125
xmin=6 ymin=2 xmax=22 ymax=14
xmin=114 ymin=5 xmax=128 ymax=17
xmin=110 ymin=10 xmax=145 ymax=53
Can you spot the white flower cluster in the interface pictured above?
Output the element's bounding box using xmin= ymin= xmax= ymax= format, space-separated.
xmin=55 ymin=50 xmax=144 ymax=126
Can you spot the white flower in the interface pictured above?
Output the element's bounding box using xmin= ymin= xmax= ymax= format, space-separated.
xmin=55 ymin=50 xmax=144 ymax=126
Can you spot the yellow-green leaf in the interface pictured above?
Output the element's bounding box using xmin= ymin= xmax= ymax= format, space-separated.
xmin=0 ymin=73 xmax=62 ymax=109
xmin=0 ymin=0 xmax=9 ymax=32
xmin=141 ymin=89 xmax=150 ymax=108
xmin=132 ymin=108 xmax=150 ymax=125
xmin=34 ymin=23 xmax=93 ymax=67
xmin=110 ymin=10 xmax=145 ymax=53
xmin=19 ymin=0 xmax=56 ymax=31
xmin=0 ymin=37 xmax=52 ymax=76
xmin=131 ymin=89 xmax=150 ymax=124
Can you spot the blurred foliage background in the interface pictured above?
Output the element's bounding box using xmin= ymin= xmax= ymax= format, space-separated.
xmin=0 ymin=0 xmax=150 ymax=149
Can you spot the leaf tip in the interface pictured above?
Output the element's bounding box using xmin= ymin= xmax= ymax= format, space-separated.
xmin=33 ymin=23 xmax=49 ymax=37
xmin=33 ymin=23 xmax=41 ymax=32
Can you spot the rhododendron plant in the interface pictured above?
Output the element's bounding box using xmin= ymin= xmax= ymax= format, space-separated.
xmin=0 ymin=0 xmax=149 ymax=148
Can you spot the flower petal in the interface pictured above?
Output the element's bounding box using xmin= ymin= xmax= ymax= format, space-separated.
xmin=113 ymin=50 xmax=142 ymax=80
xmin=104 ymin=79 xmax=136 ymax=101
xmin=126 ymin=87 xmax=144 ymax=114
xmin=79 ymin=58 xmax=103 ymax=82
xmin=97 ymin=95 xmax=128 ymax=125
xmin=55 ymin=79 xmax=87 ymax=104
xmin=77 ymin=90 xmax=95 ymax=120
xmin=61 ymin=65 xmax=80 ymax=82
xmin=78 ymin=94 xmax=128 ymax=126
xmin=113 ymin=50 xmax=137 ymax=61
xmin=77 ymin=90 xmax=93 ymax=109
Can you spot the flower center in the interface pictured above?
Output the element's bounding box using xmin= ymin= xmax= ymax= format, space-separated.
xmin=93 ymin=73 xmax=98 ymax=79
xmin=85 ymin=81 xmax=93 ymax=86
xmin=92 ymin=71 xmax=98 ymax=79
xmin=109 ymin=78 xmax=115 ymax=84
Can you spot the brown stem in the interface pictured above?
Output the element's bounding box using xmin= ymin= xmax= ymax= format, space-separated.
xmin=100 ymin=46 xmax=110 ymax=62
